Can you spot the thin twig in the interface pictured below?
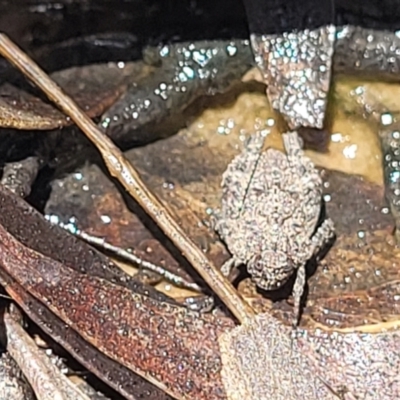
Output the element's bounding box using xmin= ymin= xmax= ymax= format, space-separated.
xmin=72 ymin=228 xmax=202 ymax=292
xmin=0 ymin=34 xmax=255 ymax=323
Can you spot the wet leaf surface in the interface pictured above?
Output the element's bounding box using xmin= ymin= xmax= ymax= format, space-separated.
xmin=43 ymin=75 xmax=400 ymax=334
xmin=0 ymin=62 xmax=153 ymax=130
xmin=45 ymin=164 xmax=198 ymax=289
xmin=303 ymin=230 xmax=400 ymax=329
xmin=5 ymin=2 xmax=400 ymax=398
xmin=3 ymin=56 xmax=400 ymax=399
xmin=321 ymin=169 xmax=393 ymax=236
xmin=126 ymin=124 xmax=400 ymax=331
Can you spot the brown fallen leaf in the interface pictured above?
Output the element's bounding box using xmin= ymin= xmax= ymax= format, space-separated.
xmin=0 ymin=188 xmax=234 ymax=398
xmin=0 ymin=273 xmax=173 ymax=400
xmin=0 ymin=185 xmax=175 ymax=305
xmin=219 ymin=313 xmax=337 ymax=400
xmin=300 ymin=230 xmax=400 ymax=329
xmin=0 ymin=186 xmax=177 ymax=399
xmin=0 ymin=218 xmax=234 ymax=399
xmin=321 ymin=169 xmax=393 ymax=236
xmin=0 ymin=62 xmax=153 ymax=130
xmin=2 ymin=28 xmax=400 ymax=399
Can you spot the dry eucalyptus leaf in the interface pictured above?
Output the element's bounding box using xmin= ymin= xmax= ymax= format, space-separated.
xmin=0 ymin=222 xmax=233 ymax=399
xmin=302 ymin=230 xmax=400 ymax=329
xmin=0 ymin=185 xmax=177 ymax=399
xmin=0 ymin=187 xmax=234 ymax=400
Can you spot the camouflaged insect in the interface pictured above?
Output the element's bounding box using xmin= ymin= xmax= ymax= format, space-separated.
xmin=214 ymin=131 xmax=335 ymax=325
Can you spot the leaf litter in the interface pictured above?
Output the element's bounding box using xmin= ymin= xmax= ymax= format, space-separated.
xmin=0 ymin=30 xmax=400 ymax=400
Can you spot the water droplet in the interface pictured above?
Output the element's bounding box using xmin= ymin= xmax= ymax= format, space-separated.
xmin=226 ymin=43 xmax=238 ymax=56
xmin=390 ymin=170 xmax=400 ymax=184
xmin=381 ymin=112 xmax=393 ymax=126
xmin=354 ymin=86 xmax=364 ymax=95
xmin=343 ymin=144 xmax=358 ymax=159
xmin=162 ymin=181 xmax=175 ymax=190
xmin=101 ymin=118 xmax=111 ymax=129
xmin=46 ymin=214 xmax=60 ymax=225
xmin=331 ymin=132 xmax=345 ymax=143
xmin=183 ymin=65 xmax=195 ymax=79
xmin=100 ymin=215 xmax=111 ymax=224
xmin=74 ymin=172 xmax=83 ymax=180
xmin=323 ymin=194 xmax=331 ymax=202
xmin=159 ymin=45 xmax=169 ymax=57
xmin=217 ymin=119 xmax=235 ymax=135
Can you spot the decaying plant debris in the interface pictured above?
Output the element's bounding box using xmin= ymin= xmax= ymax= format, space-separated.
xmin=0 ymin=6 xmax=400 ymax=399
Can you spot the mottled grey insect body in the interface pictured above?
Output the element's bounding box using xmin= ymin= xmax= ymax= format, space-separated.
xmin=214 ymin=131 xmax=334 ymax=325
